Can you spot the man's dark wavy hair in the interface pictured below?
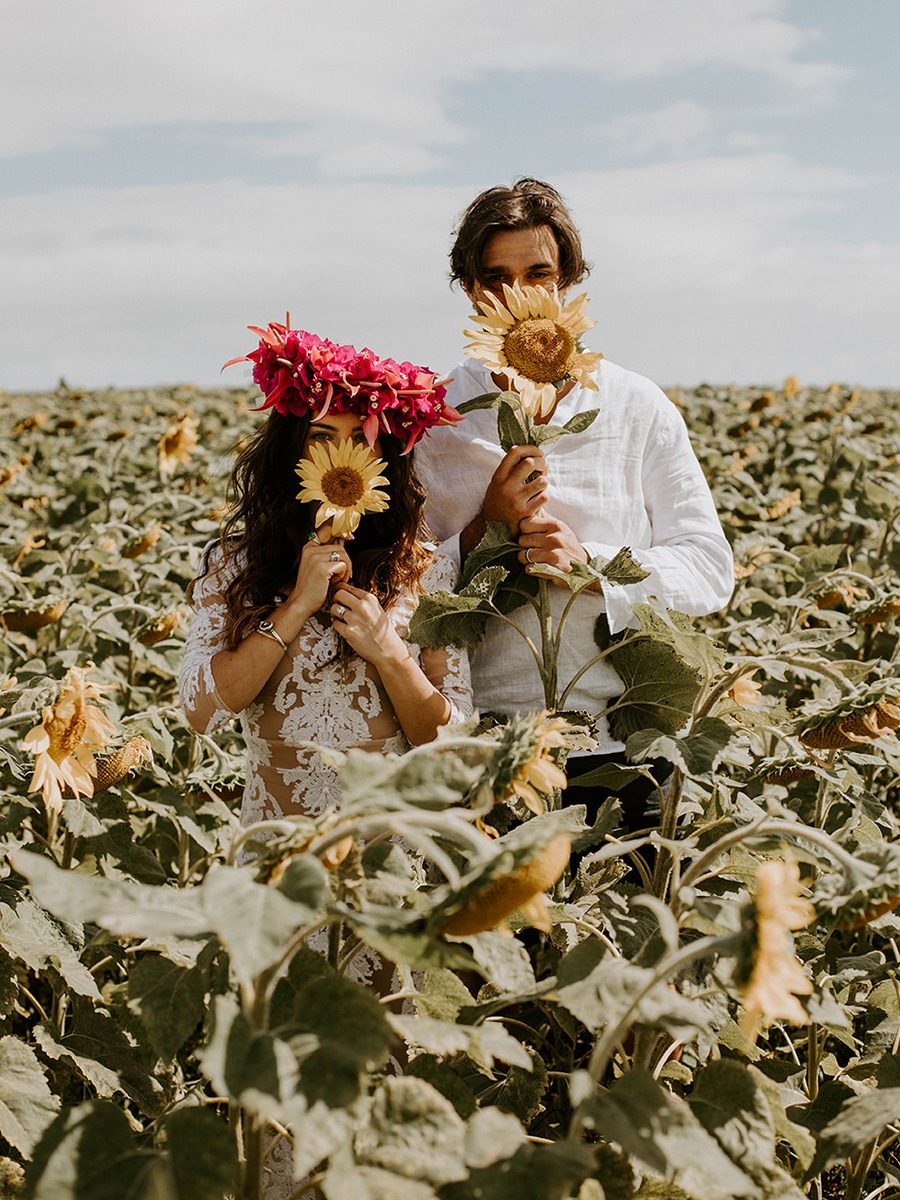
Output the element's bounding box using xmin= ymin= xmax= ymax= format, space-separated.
xmin=192 ymin=409 xmax=432 ymax=648
xmin=449 ymin=177 xmax=591 ymax=292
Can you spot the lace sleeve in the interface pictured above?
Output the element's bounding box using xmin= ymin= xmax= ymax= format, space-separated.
xmin=178 ymin=543 xmax=240 ymax=734
xmin=411 ymin=549 xmax=474 ymax=725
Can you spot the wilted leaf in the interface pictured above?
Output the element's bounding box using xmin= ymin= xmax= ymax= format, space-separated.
xmin=602 ymin=606 xmax=722 ymax=742
xmin=598 ymin=546 xmax=652 ymax=587
xmin=690 ymin=1059 xmax=807 ymax=1197
xmin=407 ymin=589 xmax=497 ymax=650
xmin=14 ymin=852 xmax=327 ymax=987
xmin=804 ymin=1083 xmax=900 ymax=1180
xmin=356 ymin=1076 xmax=468 ymax=1186
xmin=626 ymin=717 xmax=735 ymax=776
xmin=34 ymin=997 xmax=162 ymax=1115
xmin=199 ymin=993 xmax=306 ymax=1111
xmin=441 ymin=1139 xmax=593 ymax=1200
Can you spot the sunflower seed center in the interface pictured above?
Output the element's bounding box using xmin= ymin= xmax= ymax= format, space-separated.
xmin=321 ymin=467 xmax=366 ymax=506
xmin=503 ymin=318 xmax=576 ymax=383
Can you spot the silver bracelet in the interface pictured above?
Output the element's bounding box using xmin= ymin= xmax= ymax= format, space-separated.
xmin=255 ymin=619 xmax=288 ymax=654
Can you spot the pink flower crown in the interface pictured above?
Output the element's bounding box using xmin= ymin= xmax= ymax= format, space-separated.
xmin=224 ymin=316 xmax=461 ymax=453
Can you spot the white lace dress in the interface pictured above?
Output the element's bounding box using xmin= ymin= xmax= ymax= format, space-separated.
xmin=179 ymin=544 xmax=473 ymax=824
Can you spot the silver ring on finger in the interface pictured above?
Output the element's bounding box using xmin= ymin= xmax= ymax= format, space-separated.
xmin=524 ymin=547 xmax=535 ymax=565
xmin=335 ymin=604 xmax=347 ymax=620
xmin=330 ymin=550 xmax=341 ymax=562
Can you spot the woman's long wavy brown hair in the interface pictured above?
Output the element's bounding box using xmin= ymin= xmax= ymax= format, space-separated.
xmin=194 ymin=409 xmax=433 ymax=648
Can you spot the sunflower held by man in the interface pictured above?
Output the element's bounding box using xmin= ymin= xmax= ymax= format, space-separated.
xmin=296 ymin=437 xmax=390 ymax=537
xmin=464 ymin=281 xmax=603 ymax=419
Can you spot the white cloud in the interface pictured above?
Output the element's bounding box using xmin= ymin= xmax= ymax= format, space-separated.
xmin=606 ymin=101 xmax=713 ymax=156
xmin=558 ymin=155 xmax=897 ymax=386
xmin=3 ymin=0 xmax=849 ymax=173
xmin=0 ymin=180 xmax=471 ymax=389
xmin=1 ymin=155 xmax=896 ymax=392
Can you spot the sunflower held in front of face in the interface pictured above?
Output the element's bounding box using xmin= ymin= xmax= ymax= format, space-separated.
xmin=295 ymin=437 xmax=390 ymax=537
xmin=464 ymin=281 xmax=603 ymax=419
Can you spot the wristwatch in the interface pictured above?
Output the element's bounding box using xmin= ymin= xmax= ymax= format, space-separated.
xmin=255 ymin=619 xmax=289 ymax=653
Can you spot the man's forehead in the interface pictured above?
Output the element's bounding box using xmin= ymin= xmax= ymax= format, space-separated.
xmin=480 ymin=226 xmax=560 ymax=270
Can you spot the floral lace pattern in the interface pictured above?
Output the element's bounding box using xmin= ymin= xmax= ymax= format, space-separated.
xmin=179 ymin=545 xmax=473 ymax=826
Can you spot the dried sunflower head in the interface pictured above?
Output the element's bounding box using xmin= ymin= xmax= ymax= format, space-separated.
xmin=443 ymin=834 xmax=571 ymax=937
xmin=158 ymin=414 xmax=200 ymax=477
xmin=93 ymin=736 xmax=154 ymax=795
xmin=857 ymin=594 xmax=900 ymax=627
xmin=123 ymin=524 xmax=163 ymax=559
xmin=797 ymin=686 xmax=900 ymax=751
xmin=136 ymin=611 xmax=181 ymax=646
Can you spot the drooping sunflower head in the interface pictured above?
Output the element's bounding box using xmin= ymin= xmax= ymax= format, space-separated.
xmin=20 ymin=664 xmax=117 ymax=812
xmin=464 ymin=281 xmax=603 ymax=418
xmin=735 ymin=857 xmax=814 ymax=1044
xmin=482 ymin=711 xmax=569 ymax=816
xmin=158 ymin=414 xmax=200 ymax=477
xmin=295 ymin=437 xmax=390 ymax=538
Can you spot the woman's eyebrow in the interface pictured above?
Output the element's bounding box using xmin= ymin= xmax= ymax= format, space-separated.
xmin=309 ymin=420 xmax=362 ymax=432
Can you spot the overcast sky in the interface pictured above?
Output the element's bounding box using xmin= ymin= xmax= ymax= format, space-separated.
xmin=2 ymin=0 xmax=898 ymax=393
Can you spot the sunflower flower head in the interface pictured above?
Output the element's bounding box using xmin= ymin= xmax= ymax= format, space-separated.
xmin=737 ymin=857 xmax=815 ymax=1044
xmin=20 ymin=665 xmax=118 ymax=812
xmin=444 ymin=834 xmax=571 ymax=937
xmin=798 ymin=686 xmax=900 ymax=751
xmin=158 ymin=414 xmax=200 ymax=477
xmin=295 ymin=437 xmax=390 ymax=538
xmin=483 ymin=711 xmax=568 ymax=816
xmin=464 ymin=282 xmax=603 ymax=418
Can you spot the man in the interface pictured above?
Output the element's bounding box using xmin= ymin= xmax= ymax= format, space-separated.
xmin=415 ymin=178 xmax=734 ymax=820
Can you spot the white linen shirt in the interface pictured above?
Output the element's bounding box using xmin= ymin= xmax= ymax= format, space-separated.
xmin=415 ymin=356 xmax=734 ymax=749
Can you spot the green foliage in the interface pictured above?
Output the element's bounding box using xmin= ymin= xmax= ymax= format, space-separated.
xmin=3 ymin=381 xmax=900 ymax=1198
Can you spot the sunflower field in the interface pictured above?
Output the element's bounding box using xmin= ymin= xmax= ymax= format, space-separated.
xmin=1 ymin=377 xmax=900 ymax=1200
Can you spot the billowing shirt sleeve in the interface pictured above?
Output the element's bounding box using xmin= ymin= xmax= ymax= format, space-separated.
xmin=587 ymin=401 xmax=734 ymax=634
xmin=178 ymin=544 xmax=240 ymax=734
xmin=408 ymin=549 xmax=474 ymax=725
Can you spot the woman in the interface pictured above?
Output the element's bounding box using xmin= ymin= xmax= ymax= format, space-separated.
xmin=179 ymin=322 xmax=473 ymax=826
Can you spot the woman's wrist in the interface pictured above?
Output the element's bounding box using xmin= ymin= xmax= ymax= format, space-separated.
xmin=266 ymin=598 xmax=310 ymax=642
xmin=368 ymin=632 xmax=413 ymax=673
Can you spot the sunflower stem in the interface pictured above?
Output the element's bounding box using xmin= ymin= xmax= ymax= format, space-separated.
xmin=537 ymin=579 xmax=558 ymax=709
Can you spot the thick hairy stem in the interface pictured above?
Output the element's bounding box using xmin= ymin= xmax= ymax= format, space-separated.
xmin=650 ymin=768 xmax=684 ymax=899
xmin=537 ymin=579 xmax=558 ymax=709
xmin=239 ymin=1112 xmax=264 ymax=1200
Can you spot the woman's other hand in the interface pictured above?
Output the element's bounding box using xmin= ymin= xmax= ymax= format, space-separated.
xmin=329 ymin=583 xmax=406 ymax=666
